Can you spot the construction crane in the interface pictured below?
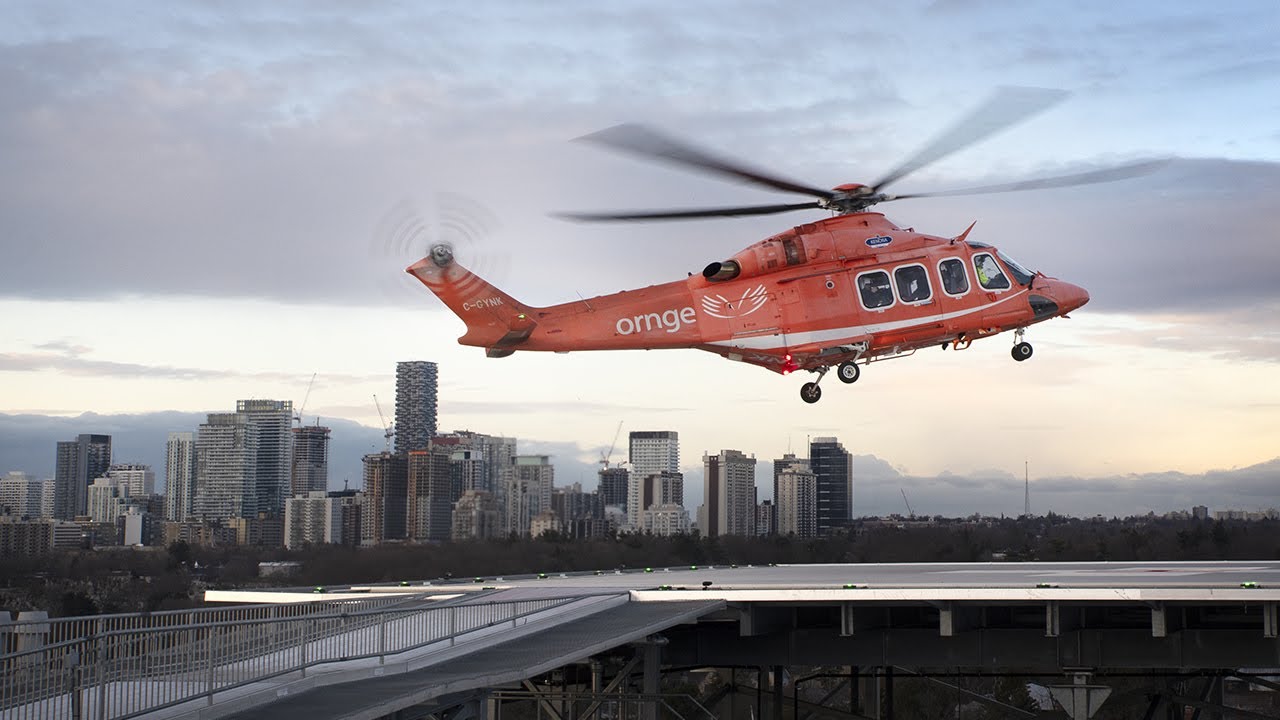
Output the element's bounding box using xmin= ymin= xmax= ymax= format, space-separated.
xmin=373 ymin=394 xmax=394 ymax=453
xmin=900 ymin=488 xmax=915 ymax=520
xmin=599 ymin=421 xmax=624 ymax=470
xmin=294 ymin=372 xmax=317 ymax=426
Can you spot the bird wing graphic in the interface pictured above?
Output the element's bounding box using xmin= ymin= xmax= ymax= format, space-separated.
xmin=737 ymin=285 xmax=769 ymax=317
xmin=701 ymin=293 xmax=733 ymax=319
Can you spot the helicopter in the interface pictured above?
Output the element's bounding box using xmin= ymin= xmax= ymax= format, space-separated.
xmin=407 ymin=87 xmax=1161 ymax=404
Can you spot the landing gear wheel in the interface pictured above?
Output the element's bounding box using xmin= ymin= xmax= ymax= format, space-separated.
xmin=836 ymin=361 xmax=860 ymax=384
xmin=800 ymin=382 xmax=822 ymax=404
xmin=1012 ymin=342 xmax=1033 ymax=362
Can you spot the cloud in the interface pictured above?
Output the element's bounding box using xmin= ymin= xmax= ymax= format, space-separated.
xmin=0 ymin=347 xmax=379 ymax=383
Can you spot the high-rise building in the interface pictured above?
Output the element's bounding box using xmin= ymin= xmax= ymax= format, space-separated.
xmin=552 ymin=483 xmax=602 ymax=525
xmin=810 ymin=437 xmax=853 ymax=533
xmin=756 ymin=501 xmax=774 ymax=537
xmin=644 ymin=471 xmax=683 ymax=510
xmin=361 ymin=452 xmax=408 ymax=545
xmin=283 ymin=491 xmax=347 ymax=548
xmin=771 ymin=452 xmax=803 ymax=534
xmin=104 ymin=464 xmax=155 ymax=497
xmin=395 ymin=361 xmax=438 ymax=455
xmin=87 ymin=477 xmax=128 ymax=523
xmin=699 ymin=449 xmax=756 ymax=537
xmin=407 ymin=445 xmax=453 ymax=542
xmin=627 ymin=431 xmax=679 ymax=528
xmin=597 ymin=467 xmax=629 ymax=509
xmin=329 ymin=490 xmax=363 ymax=546
xmin=504 ymin=455 xmax=554 ymax=537
xmin=165 ymin=432 xmax=197 ymax=522
xmin=0 ymin=472 xmax=46 ymax=519
xmin=641 ymin=503 xmax=691 ymax=536
xmin=291 ymin=425 xmax=330 ymax=496
xmin=452 ymin=489 xmax=500 ymax=540
xmin=530 ymin=510 xmax=560 ymax=538
xmin=53 ymin=434 xmax=112 ymax=519
xmin=236 ymin=399 xmax=294 ymax=516
xmin=40 ymin=480 xmax=55 ymax=519
xmin=193 ymin=414 xmax=259 ymax=522
xmin=776 ymin=461 xmax=817 ymax=538
xmin=432 ymin=430 xmax=515 ymax=503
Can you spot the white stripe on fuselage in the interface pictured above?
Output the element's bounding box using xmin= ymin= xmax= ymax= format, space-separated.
xmin=708 ymin=289 xmax=1029 ymax=351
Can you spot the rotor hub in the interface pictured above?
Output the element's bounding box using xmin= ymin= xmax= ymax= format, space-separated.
xmin=429 ymin=243 xmax=454 ymax=267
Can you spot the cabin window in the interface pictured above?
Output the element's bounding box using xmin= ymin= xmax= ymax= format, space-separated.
xmin=939 ymin=258 xmax=969 ymax=296
xmin=894 ymin=264 xmax=931 ymax=303
xmin=973 ymin=253 xmax=1010 ymax=290
xmin=857 ymin=270 xmax=893 ymax=309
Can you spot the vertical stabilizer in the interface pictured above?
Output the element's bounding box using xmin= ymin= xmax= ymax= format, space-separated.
xmin=407 ymin=245 xmax=536 ymax=354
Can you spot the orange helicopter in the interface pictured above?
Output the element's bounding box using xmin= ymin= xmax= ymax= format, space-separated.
xmin=408 ymin=88 xmax=1161 ymax=403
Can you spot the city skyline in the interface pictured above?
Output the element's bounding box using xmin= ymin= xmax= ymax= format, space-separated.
xmin=1 ymin=405 xmax=1277 ymax=520
xmin=1 ymin=4 xmax=1278 ymax=518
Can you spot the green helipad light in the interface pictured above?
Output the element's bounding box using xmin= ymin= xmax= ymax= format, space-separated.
xmin=473 ymin=577 xmax=484 ymax=582
xmin=538 ymin=573 xmax=548 ymax=579
xmin=690 ymin=565 xmax=698 ymax=570
xmin=313 ymin=586 xmax=324 ymax=593
xmin=842 ymin=583 xmax=857 ymax=589
xmin=1241 ymin=581 xmax=1259 ymax=588
xmin=645 ymin=567 xmax=653 ymax=573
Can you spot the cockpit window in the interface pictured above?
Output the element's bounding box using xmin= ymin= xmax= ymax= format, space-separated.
xmin=894 ymin=264 xmax=931 ymax=303
xmin=857 ymin=270 xmax=893 ymax=309
xmin=939 ymin=258 xmax=969 ymax=296
xmin=973 ymin=253 xmax=1010 ymax=290
xmin=997 ymin=251 xmax=1034 ymax=285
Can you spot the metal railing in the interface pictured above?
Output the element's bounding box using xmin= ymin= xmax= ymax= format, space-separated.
xmin=0 ymin=594 xmax=412 ymax=655
xmin=490 ymin=689 xmax=718 ymax=720
xmin=1 ymin=594 xmax=596 ymax=720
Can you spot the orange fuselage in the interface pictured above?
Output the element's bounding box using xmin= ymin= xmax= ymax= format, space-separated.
xmin=408 ymin=212 xmax=1088 ymax=373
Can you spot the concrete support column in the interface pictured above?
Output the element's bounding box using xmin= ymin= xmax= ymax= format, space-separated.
xmin=849 ymin=666 xmax=859 ymax=715
xmin=858 ymin=670 xmax=880 ymax=719
xmin=730 ymin=668 xmax=737 ymax=720
xmin=756 ymin=667 xmax=764 ymax=720
xmin=641 ymin=638 xmax=661 ymax=720
xmin=884 ymin=667 xmax=894 ymax=720
xmin=771 ymin=666 xmax=784 ymax=720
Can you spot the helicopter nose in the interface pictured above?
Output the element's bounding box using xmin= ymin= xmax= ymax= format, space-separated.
xmin=1057 ymin=281 xmax=1089 ymax=314
xmin=1029 ymin=279 xmax=1089 ymax=320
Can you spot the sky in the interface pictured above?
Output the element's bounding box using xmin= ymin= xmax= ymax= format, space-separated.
xmin=2 ymin=1 xmax=1279 ymax=517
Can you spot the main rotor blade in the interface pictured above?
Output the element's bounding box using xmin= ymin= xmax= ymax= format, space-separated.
xmin=871 ymin=86 xmax=1069 ymax=193
xmin=577 ymin=123 xmax=834 ymax=200
xmin=556 ymin=201 xmax=823 ymax=222
xmin=885 ymin=158 xmax=1169 ymax=201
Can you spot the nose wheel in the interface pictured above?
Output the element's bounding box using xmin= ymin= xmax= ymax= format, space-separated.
xmin=800 ymin=382 xmax=822 ymax=403
xmin=1011 ymin=328 xmax=1033 ymax=362
xmin=799 ymin=365 xmax=828 ymax=404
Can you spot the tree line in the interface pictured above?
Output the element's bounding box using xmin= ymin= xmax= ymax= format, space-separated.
xmin=1 ymin=515 xmax=1277 ymax=617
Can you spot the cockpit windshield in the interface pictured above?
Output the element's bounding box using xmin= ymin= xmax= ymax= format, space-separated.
xmin=968 ymin=241 xmax=1033 ymax=286
xmin=997 ymin=251 xmax=1034 ymax=285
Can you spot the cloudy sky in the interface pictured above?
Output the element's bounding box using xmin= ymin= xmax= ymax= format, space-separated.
xmin=2 ymin=1 xmax=1278 ymax=516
